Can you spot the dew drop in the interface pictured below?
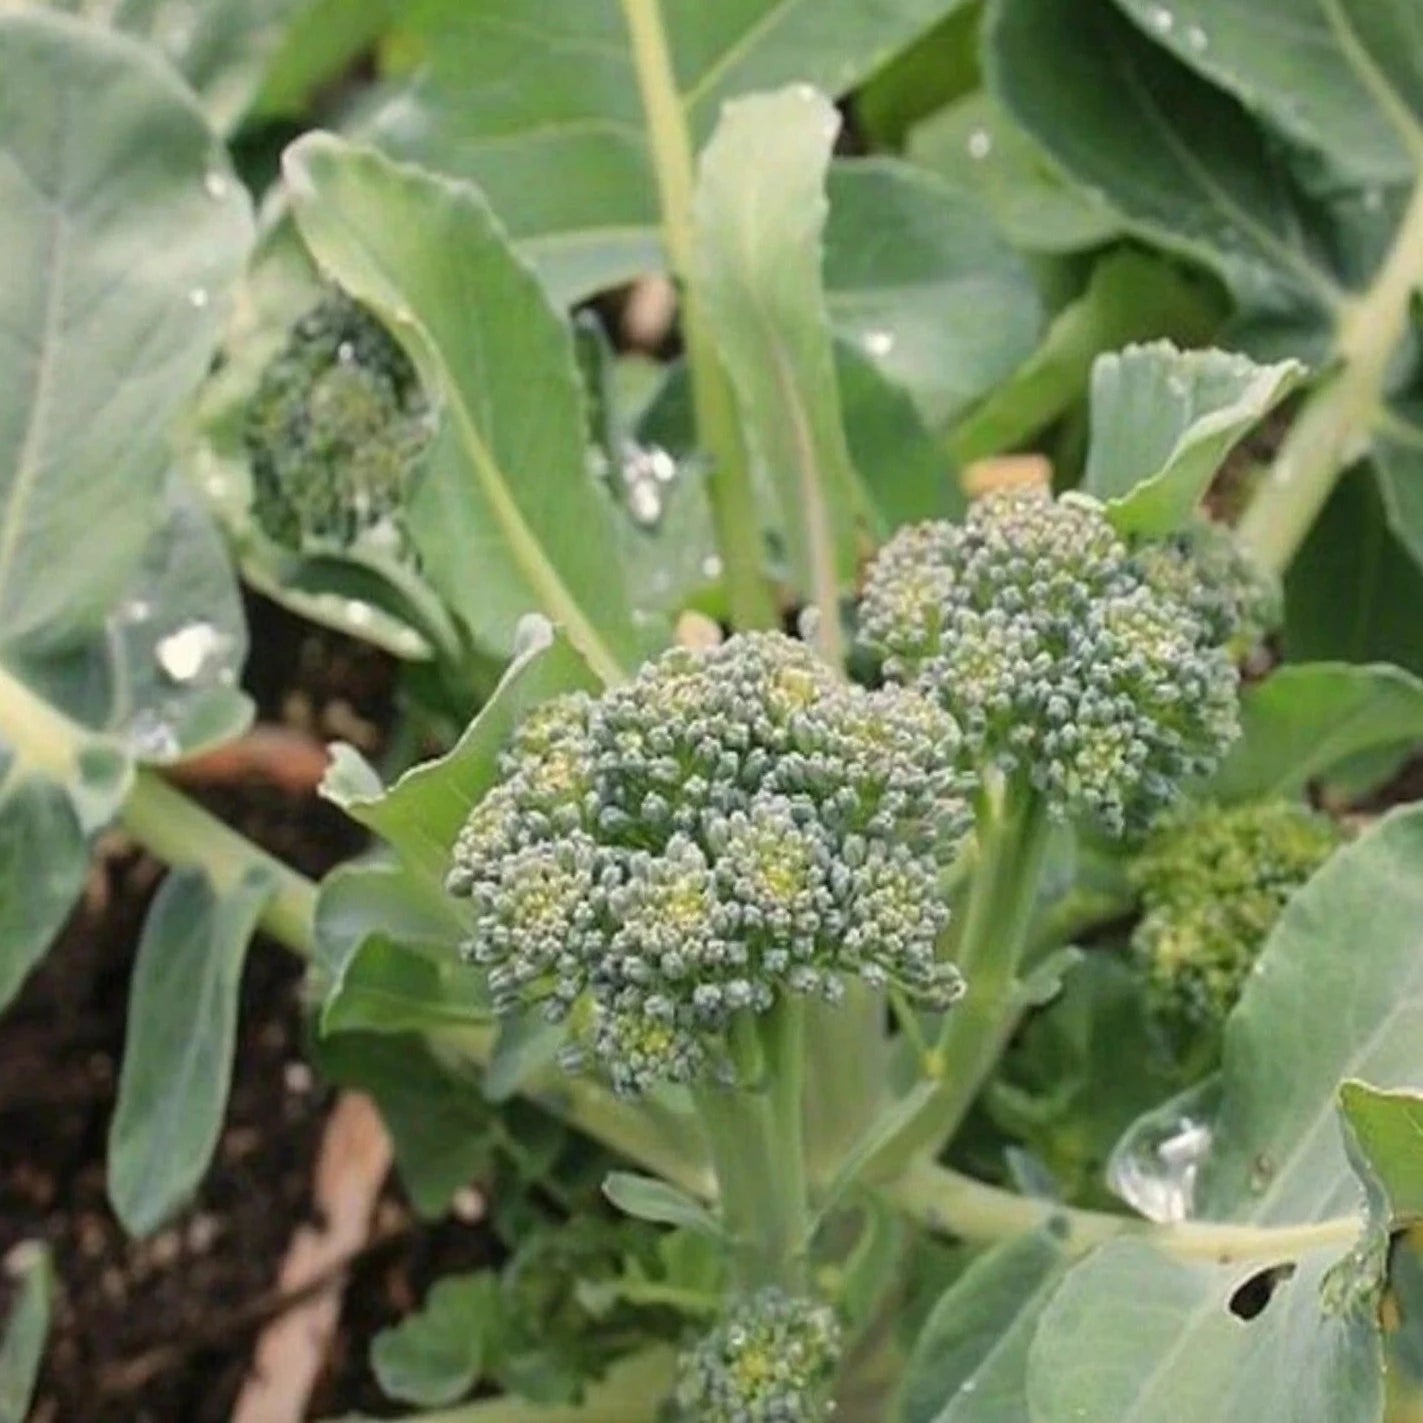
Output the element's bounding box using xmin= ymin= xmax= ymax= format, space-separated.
xmin=701 ymin=554 xmax=724 ymax=580
xmin=1150 ymin=5 xmax=1174 ymax=33
xmin=204 ymin=171 xmax=229 ymax=201
xmin=188 ymin=287 xmax=209 ymax=309
xmin=1185 ymin=22 xmax=1208 ymax=50
xmin=129 ymin=707 xmax=181 ymax=762
xmin=966 ymin=126 xmax=993 ymax=161
xmin=1106 ymin=1079 xmax=1220 ymax=1223
xmin=156 ymin=621 xmax=230 ymax=686
xmin=863 ymin=329 xmax=895 ymax=358
xmin=627 ymin=480 xmax=664 ymax=528
xmin=343 ymin=600 xmax=376 ymax=630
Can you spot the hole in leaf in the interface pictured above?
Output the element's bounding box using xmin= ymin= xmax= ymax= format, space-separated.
xmin=1228 ymin=1262 xmax=1297 ymax=1320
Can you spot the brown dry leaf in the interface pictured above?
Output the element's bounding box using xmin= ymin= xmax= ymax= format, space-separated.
xmin=231 ymin=1093 xmax=393 ymax=1423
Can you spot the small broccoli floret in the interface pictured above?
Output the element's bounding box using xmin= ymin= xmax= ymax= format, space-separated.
xmin=244 ymin=290 xmax=431 ymax=549
xmin=1133 ymin=518 xmax=1281 ymax=658
xmin=446 ymin=633 xmax=971 ymax=1094
xmin=1130 ymin=799 xmax=1344 ymax=1066
xmin=675 ymin=1289 xmax=841 ymax=1422
xmin=857 ymin=490 xmax=1240 ymax=834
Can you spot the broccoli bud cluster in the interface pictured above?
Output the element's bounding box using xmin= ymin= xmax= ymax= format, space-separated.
xmin=1130 ymin=799 xmax=1344 ymax=1062
xmin=446 ymin=633 xmax=970 ymax=1094
xmin=675 ymin=1289 xmax=841 ymax=1422
xmin=1132 ymin=519 xmax=1281 ymax=658
xmin=245 ymin=290 xmax=432 ymax=550
xmin=857 ymin=490 xmax=1240 ymax=834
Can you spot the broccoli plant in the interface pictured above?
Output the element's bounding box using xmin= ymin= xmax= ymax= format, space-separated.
xmin=4 ymin=3 xmax=1423 ymax=1423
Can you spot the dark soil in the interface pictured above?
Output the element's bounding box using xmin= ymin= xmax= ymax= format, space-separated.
xmin=0 ymin=593 xmax=493 ymax=1422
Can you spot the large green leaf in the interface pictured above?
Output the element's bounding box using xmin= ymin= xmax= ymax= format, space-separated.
xmin=823 ymin=161 xmax=1042 ymax=429
xmin=0 ymin=10 xmax=252 ymax=653
xmin=906 ymin=89 xmax=1121 ymax=254
xmin=986 ymin=0 xmax=1344 ymax=355
xmin=1200 ymin=805 xmax=1423 ymax=1221
xmin=1086 ymin=342 xmax=1303 ymax=534
xmin=108 ymin=865 xmax=275 ymax=1236
xmin=284 ymin=135 xmax=643 ymax=679
xmin=1026 ymin=1241 xmax=1382 ymax=1423
xmin=693 ymin=86 xmax=863 ymax=602
xmin=962 ymin=807 xmax=1423 ymax=1422
xmin=321 ymin=616 xmax=599 ymax=885
xmin=0 ymin=1243 xmax=51 ymax=1423
xmin=1111 ymin=0 xmax=1423 ymax=189
xmin=360 ymin=0 xmax=974 ymax=304
xmin=899 ymin=1232 xmax=1067 ymax=1423
xmin=1209 ymin=662 xmax=1423 ymax=802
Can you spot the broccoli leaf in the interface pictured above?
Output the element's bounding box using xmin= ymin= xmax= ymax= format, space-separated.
xmin=693 ymin=86 xmax=865 ymax=603
xmin=906 ymin=89 xmax=1121 ymax=255
xmin=899 ymin=1231 xmax=1068 ymax=1423
xmin=1025 ymin=1241 xmax=1381 ymax=1423
xmin=321 ymin=615 xmax=599 ymax=885
xmin=372 ymin=1270 xmax=499 ymax=1407
xmin=108 ymin=865 xmax=276 ymax=1237
xmin=1209 ymin=662 xmax=1423 ymax=802
xmin=358 ymin=0 xmax=973 ymax=304
xmin=0 ymin=1243 xmax=52 ymax=1423
xmin=285 ymin=135 xmax=647 ymax=679
xmin=0 ymin=9 xmax=252 ymax=654
xmin=1111 ymin=0 xmax=1420 ymax=190
xmin=987 ymin=0 xmax=1345 ymax=358
xmin=1086 ymin=342 xmax=1303 ymax=536
xmin=1339 ymin=1081 xmax=1423 ymax=1230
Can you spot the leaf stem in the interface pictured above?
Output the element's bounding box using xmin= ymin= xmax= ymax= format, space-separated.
xmin=888 ymin=1158 xmax=1362 ymax=1265
xmin=1238 ymin=177 xmax=1423 ymax=575
xmin=617 ymin=0 xmax=777 ymax=633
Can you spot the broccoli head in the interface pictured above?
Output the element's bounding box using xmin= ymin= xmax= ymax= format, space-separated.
xmin=446 ymin=632 xmax=971 ymax=1094
xmin=857 ymin=490 xmax=1240 ymax=834
xmin=244 ymin=290 xmax=432 ymax=549
xmin=675 ymin=1289 xmax=841 ymax=1422
xmin=1133 ymin=518 xmax=1281 ymax=658
xmin=1130 ymin=799 xmax=1344 ymax=1065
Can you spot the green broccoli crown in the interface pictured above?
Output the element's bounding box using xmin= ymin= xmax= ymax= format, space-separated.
xmin=446 ymin=632 xmax=971 ymax=1094
xmin=1130 ymin=799 xmax=1344 ymax=1058
xmin=857 ymin=490 xmax=1240 ymax=835
xmin=675 ymin=1289 xmax=841 ymax=1422
xmin=244 ymin=290 xmax=431 ymax=549
xmin=1132 ymin=518 xmax=1281 ymax=658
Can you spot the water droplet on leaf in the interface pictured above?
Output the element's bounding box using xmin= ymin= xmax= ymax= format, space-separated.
xmin=1186 ymin=23 xmax=1208 ymax=50
xmin=1107 ymin=1079 xmax=1220 ymax=1223
xmin=204 ymin=171 xmax=229 ymax=201
xmin=156 ymin=621 xmax=230 ymax=685
xmin=188 ymin=287 xmax=209 ymax=309
xmin=1150 ymin=5 xmax=1174 ymax=32
xmin=863 ymin=329 xmax=895 ymax=358
xmin=966 ymin=127 xmax=993 ymax=160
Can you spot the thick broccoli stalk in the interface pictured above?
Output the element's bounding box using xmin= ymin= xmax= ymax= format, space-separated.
xmin=244 ymin=290 xmax=432 ymax=549
xmin=446 ymin=632 xmax=970 ymax=1097
xmin=675 ymin=1290 xmax=842 ymax=1423
xmin=1130 ymin=799 xmax=1344 ymax=1072
xmin=858 ymin=489 xmax=1240 ymax=835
